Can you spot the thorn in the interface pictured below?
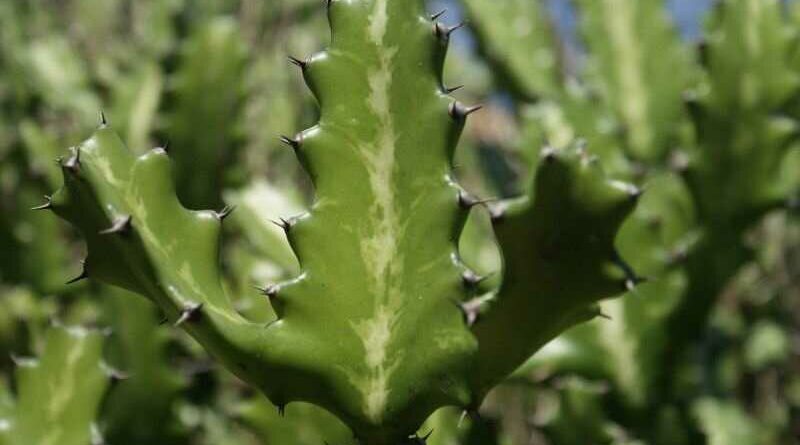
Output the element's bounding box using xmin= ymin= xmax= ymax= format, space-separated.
xmin=99 ymin=215 xmax=132 ymax=236
xmin=458 ymin=190 xmax=497 ymax=209
xmin=625 ymin=276 xmax=648 ymax=292
xmin=541 ymin=145 xmax=559 ymax=162
xmin=458 ymin=190 xmax=478 ymax=209
xmin=489 ymin=205 xmax=505 ymax=223
xmin=449 ymin=102 xmax=482 ymax=120
xmin=174 ymin=303 xmax=203 ymax=327
xmin=254 ymin=284 xmax=280 ymax=300
xmin=628 ymin=186 xmax=644 ymax=201
xmin=288 ymin=55 xmax=307 ymax=71
xmin=157 ymin=140 xmax=170 ymax=154
xmin=445 ymin=84 xmax=464 ymax=94
xmin=461 ymin=270 xmax=490 ymax=289
xmin=612 ymin=251 xmax=644 ymax=292
xmin=64 ymin=147 xmax=81 ymax=173
xmin=9 ymin=353 xmax=37 ymax=368
xmin=277 ymin=403 xmax=286 ymax=417
xmin=31 ymin=195 xmax=53 ymax=211
xmin=66 ymin=262 xmax=89 ymax=284
xmin=215 ymin=205 xmax=235 ymax=221
xmin=101 ymin=362 xmax=130 ymax=382
xmin=270 ymin=217 xmax=293 ymax=233
xmin=100 ymin=111 xmax=107 ymax=126
xmin=410 ymin=429 xmax=434 ymax=444
xmin=458 ymin=298 xmax=483 ymax=327
xmin=435 ymin=21 xmax=465 ymax=40
xmin=597 ymin=311 xmax=612 ymax=320
xmin=279 ymin=134 xmax=302 ymax=150
xmin=430 ymin=9 xmax=447 ymax=21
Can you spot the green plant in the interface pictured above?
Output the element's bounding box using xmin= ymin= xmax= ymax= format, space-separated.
xmin=42 ymin=1 xmax=640 ymax=443
xmin=461 ymin=0 xmax=799 ymax=443
xmin=0 ymin=326 xmax=109 ymax=445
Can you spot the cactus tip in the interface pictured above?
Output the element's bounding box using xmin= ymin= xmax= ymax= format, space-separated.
xmin=63 ymin=147 xmax=82 ymax=174
xmin=541 ymin=145 xmax=559 ymax=162
xmin=279 ymin=134 xmax=302 ymax=150
xmin=66 ymin=262 xmax=89 ymax=284
xmin=288 ymin=55 xmax=308 ymax=71
xmin=409 ymin=429 xmax=434 ymax=444
xmin=458 ymin=298 xmax=483 ymax=327
xmin=174 ymin=303 xmax=203 ymax=327
xmin=270 ymin=217 xmax=294 ymax=233
xmin=99 ymin=215 xmax=133 ymax=236
xmin=155 ymin=140 xmax=170 ymax=155
xmin=215 ymin=205 xmax=236 ymax=221
xmin=449 ymin=102 xmax=483 ymax=120
xmin=255 ymin=284 xmax=280 ymax=300
xmin=461 ymin=270 xmax=489 ymax=289
xmin=31 ymin=195 xmax=53 ymax=211
xmin=101 ymin=362 xmax=130 ymax=383
xmin=435 ymin=21 xmax=465 ymax=40
xmin=458 ymin=190 xmax=498 ymax=210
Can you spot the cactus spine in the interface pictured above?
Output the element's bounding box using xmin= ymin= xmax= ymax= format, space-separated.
xmin=44 ymin=1 xmax=639 ymax=442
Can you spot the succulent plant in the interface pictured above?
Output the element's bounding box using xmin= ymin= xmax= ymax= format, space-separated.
xmin=42 ymin=1 xmax=640 ymax=443
xmin=0 ymin=326 xmax=109 ymax=445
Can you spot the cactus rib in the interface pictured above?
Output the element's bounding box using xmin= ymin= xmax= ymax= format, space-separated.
xmin=46 ymin=1 xmax=639 ymax=442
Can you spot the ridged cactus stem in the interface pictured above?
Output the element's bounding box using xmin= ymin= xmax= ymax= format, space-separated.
xmin=44 ymin=1 xmax=639 ymax=443
xmin=471 ymin=148 xmax=640 ymax=395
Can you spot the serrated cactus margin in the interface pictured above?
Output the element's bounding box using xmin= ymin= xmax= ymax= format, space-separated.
xmin=43 ymin=1 xmax=639 ymax=443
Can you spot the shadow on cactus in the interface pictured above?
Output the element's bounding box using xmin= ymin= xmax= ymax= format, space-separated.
xmin=41 ymin=1 xmax=642 ymax=443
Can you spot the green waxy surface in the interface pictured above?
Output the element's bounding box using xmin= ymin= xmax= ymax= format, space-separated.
xmin=472 ymin=144 xmax=638 ymax=394
xmin=576 ymin=0 xmax=689 ymax=162
xmin=46 ymin=1 xmax=638 ymax=442
xmin=0 ymin=326 xmax=108 ymax=445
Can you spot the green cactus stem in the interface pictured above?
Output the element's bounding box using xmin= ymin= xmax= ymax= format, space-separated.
xmin=461 ymin=0 xmax=561 ymax=100
xmin=575 ymin=0 xmax=689 ymax=162
xmin=0 ymin=326 xmax=109 ymax=445
xmin=45 ymin=1 xmax=639 ymax=443
xmin=660 ymin=0 xmax=800 ymax=387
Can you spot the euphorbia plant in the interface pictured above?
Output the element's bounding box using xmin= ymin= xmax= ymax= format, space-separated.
xmin=41 ymin=1 xmax=640 ymax=443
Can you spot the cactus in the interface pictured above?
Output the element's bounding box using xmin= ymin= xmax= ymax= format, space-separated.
xmin=100 ymin=288 xmax=188 ymax=445
xmin=0 ymin=326 xmax=109 ymax=445
xmin=236 ymin=398 xmax=352 ymax=445
xmin=661 ymin=0 xmax=800 ymax=381
xmin=576 ymin=0 xmax=690 ymax=162
xmin=42 ymin=1 xmax=640 ymax=443
xmin=457 ymin=0 xmax=798 ymax=443
xmin=166 ymin=17 xmax=249 ymax=209
xmin=460 ymin=0 xmax=561 ymax=100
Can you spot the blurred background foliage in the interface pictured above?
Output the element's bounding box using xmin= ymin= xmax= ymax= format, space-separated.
xmin=0 ymin=0 xmax=797 ymax=444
